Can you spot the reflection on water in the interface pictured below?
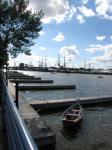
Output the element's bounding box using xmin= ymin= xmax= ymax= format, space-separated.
xmin=40 ymin=106 xmax=112 ymax=150
xmin=61 ymin=122 xmax=83 ymax=139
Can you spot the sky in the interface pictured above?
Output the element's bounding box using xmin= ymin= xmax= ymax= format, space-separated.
xmin=9 ymin=0 xmax=112 ymax=69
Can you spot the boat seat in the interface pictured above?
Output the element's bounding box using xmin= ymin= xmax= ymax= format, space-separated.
xmin=66 ymin=114 xmax=77 ymax=120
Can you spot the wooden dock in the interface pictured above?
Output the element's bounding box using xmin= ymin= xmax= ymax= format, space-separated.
xmin=18 ymin=85 xmax=76 ymax=91
xmin=8 ymin=76 xmax=41 ymax=80
xmin=29 ymin=96 xmax=112 ymax=110
xmin=10 ymin=79 xmax=54 ymax=83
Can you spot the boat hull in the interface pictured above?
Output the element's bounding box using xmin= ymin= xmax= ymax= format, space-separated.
xmin=62 ymin=117 xmax=82 ymax=128
xmin=62 ymin=102 xmax=84 ymax=128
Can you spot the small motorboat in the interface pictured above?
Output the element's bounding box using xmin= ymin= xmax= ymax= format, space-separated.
xmin=98 ymin=75 xmax=103 ymax=78
xmin=62 ymin=102 xmax=84 ymax=127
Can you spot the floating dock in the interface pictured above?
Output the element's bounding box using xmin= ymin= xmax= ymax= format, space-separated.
xmin=10 ymin=79 xmax=54 ymax=83
xmin=8 ymin=76 xmax=41 ymax=80
xmin=29 ymin=96 xmax=112 ymax=110
xmin=18 ymin=85 xmax=76 ymax=91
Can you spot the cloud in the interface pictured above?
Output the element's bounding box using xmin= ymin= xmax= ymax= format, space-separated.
xmin=110 ymin=36 xmax=112 ymax=39
xmin=67 ymin=5 xmax=77 ymax=20
xmin=39 ymin=31 xmax=45 ymax=36
xmin=28 ymin=0 xmax=112 ymax=24
xmin=96 ymin=36 xmax=106 ymax=41
xmin=92 ymin=50 xmax=112 ymax=63
xmin=84 ymin=43 xmax=112 ymax=69
xmin=95 ymin=0 xmax=112 ymax=20
xmin=82 ymin=0 xmax=89 ymax=4
xmin=86 ymin=44 xmax=112 ymax=53
xmin=75 ymin=5 xmax=95 ymax=24
xmin=40 ymin=46 xmax=46 ymax=51
xmin=29 ymin=0 xmax=77 ymax=24
xmin=59 ymin=45 xmax=79 ymax=60
xmin=85 ymin=43 xmax=112 ymax=68
xmin=76 ymin=14 xmax=85 ymax=24
xmin=78 ymin=5 xmax=95 ymax=17
xmin=52 ymin=32 xmax=65 ymax=41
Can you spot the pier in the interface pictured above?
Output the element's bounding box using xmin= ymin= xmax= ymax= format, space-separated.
xmin=18 ymin=85 xmax=76 ymax=91
xmin=8 ymin=76 xmax=41 ymax=80
xmin=18 ymin=98 xmax=56 ymax=149
xmin=29 ymin=96 xmax=112 ymax=110
xmin=10 ymin=79 xmax=54 ymax=83
xmin=8 ymin=80 xmax=56 ymax=149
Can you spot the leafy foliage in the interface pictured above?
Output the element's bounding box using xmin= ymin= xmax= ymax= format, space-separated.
xmin=0 ymin=0 xmax=43 ymax=65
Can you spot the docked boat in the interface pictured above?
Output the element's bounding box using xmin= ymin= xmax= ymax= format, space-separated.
xmin=98 ymin=75 xmax=103 ymax=78
xmin=62 ymin=102 xmax=84 ymax=127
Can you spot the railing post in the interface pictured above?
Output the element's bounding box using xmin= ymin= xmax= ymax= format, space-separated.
xmin=15 ymin=82 xmax=19 ymax=108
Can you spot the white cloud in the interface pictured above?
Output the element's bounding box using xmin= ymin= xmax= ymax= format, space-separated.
xmin=96 ymin=36 xmax=106 ymax=41
xmin=92 ymin=50 xmax=112 ymax=63
xmin=76 ymin=14 xmax=85 ymax=23
xmin=28 ymin=0 xmax=112 ymax=24
xmin=78 ymin=5 xmax=95 ymax=17
xmin=52 ymin=32 xmax=65 ymax=41
xmin=95 ymin=0 xmax=112 ymax=20
xmin=67 ymin=5 xmax=77 ymax=20
xmin=59 ymin=45 xmax=79 ymax=60
xmin=86 ymin=44 xmax=112 ymax=53
xmin=82 ymin=0 xmax=89 ymax=4
xmin=29 ymin=0 xmax=77 ymax=24
xmin=39 ymin=31 xmax=45 ymax=36
xmin=40 ymin=46 xmax=46 ymax=51
xmin=110 ymin=36 xmax=112 ymax=39
xmin=85 ymin=43 xmax=112 ymax=68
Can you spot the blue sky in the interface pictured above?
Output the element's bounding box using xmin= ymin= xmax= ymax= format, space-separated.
xmin=9 ymin=0 xmax=112 ymax=69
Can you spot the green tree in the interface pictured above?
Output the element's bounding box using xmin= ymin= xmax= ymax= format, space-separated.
xmin=0 ymin=0 xmax=43 ymax=67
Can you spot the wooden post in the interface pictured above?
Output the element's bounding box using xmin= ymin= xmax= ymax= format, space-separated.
xmin=15 ymin=82 xmax=19 ymax=108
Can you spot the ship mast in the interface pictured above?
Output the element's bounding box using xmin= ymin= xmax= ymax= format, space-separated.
xmin=63 ymin=54 xmax=66 ymax=68
xmin=58 ymin=53 xmax=60 ymax=68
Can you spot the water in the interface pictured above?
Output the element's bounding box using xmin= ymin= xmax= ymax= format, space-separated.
xmin=19 ymin=71 xmax=112 ymax=101
xmin=40 ymin=106 xmax=112 ymax=150
xmin=18 ymin=71 xmax=112 ymax=150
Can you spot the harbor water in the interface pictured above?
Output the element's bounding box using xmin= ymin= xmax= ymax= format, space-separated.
xmin=19 ymin=71 xmax=112 ymax=150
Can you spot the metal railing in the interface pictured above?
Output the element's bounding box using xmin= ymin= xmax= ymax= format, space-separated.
xmin=2 ymin=79 xmax=39 ymax=150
